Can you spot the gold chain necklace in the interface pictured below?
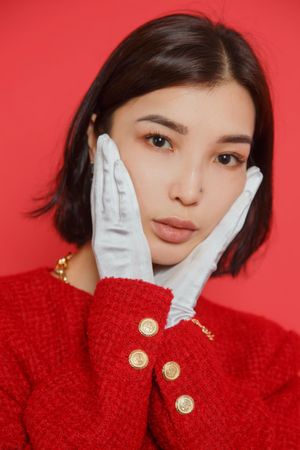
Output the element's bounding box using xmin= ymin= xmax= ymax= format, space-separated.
xmin=53 ymin=252 xmax=73 ymax=284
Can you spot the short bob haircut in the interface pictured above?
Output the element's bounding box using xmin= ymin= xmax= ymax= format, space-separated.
xmin=25 ymin=10 xmax=274 ymax=279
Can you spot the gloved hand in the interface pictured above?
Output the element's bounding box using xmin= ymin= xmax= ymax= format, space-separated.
xmin=90 ymin=133 xmax=154 ymax=283
xmin=153 ymin=165 xmax=263 ymax=328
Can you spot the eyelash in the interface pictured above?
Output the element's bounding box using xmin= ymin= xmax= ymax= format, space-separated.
xmin=144 ymin=132 xmax=246 ymax=166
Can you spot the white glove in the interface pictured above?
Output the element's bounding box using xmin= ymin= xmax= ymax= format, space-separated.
xmin=153 ymin=166 xmax=263 ymax=328
xmin=90 ymin=133 xmax=154 ymax=283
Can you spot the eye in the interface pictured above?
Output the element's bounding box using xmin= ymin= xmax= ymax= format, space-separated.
xmin=144 ymin=132 xmax=247 ymax=167
xmin=217 ymin=153 xmax=246 ymax=167
xmin=144 ymin=133 xmax=173 ymax=150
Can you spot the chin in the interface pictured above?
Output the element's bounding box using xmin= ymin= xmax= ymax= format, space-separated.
xmin=149 ymin=239 xmax=193 ymax=265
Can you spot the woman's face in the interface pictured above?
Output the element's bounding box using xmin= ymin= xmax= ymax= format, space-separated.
xmin=89 ymin=82 xmax=255 ymax=265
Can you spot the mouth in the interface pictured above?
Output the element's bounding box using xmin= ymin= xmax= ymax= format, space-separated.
xmin=151 ymin=220 xmax=197 ymax=244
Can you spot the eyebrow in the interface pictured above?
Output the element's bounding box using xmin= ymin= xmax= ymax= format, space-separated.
xmin=136 ymin=114 xmax=253 ymax=145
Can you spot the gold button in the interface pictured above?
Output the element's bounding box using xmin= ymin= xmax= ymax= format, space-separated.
xmin=138 ymin=318 xmax=159 ymax=337
xmin=128 ymin=349 xmax=149 ymax=369
xmin=175 ymin=395 xmax=195 ymax=414
xmin=162 ymin=361 xmax=181 ymax=380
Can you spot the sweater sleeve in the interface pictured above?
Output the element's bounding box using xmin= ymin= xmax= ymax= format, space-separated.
xmin=0 ymin=277 xmax=173 ymax=449
xmin=148 ymin=315 xmax=300 ymax=450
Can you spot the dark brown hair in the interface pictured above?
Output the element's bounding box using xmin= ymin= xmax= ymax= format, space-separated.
xmin=24 ymin=10 xmax=274 ymax=278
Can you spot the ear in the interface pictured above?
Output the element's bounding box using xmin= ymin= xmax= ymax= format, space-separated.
xmin=86 ymin=113 xmax=98 ymax=163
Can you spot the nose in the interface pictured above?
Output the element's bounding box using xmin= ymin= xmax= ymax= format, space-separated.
xmin=169 ymin=163 xmax=204 ymax=206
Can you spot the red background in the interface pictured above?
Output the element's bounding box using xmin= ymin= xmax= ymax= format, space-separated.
xmin=1 ymin=0 xmax=299 ymax=333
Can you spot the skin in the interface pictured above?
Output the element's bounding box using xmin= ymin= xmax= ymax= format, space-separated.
xmin=51 ymin=81 xmax=255 ymax=294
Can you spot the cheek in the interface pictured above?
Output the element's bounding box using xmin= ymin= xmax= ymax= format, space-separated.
xmin=201 ymin=172 xmax=246 ymax=234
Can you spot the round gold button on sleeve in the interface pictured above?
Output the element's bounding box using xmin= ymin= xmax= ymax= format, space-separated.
xmin=175 ymin=395 xmax=195 ymax=414
xmin=162 ymin=361 xmax=181 ymax=380
xmin=128 ymin=349 xmax=149 ymax=369
xmin=138 ymin=318 xmax=159 ymax=337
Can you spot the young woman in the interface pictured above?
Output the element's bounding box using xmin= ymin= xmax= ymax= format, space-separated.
xmin=1 ymin=11 xmax=299 ymax=449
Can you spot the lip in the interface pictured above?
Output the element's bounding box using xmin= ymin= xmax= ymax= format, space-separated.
xmin=154 ymin=216 xmax=198 ymax=230
xmin=151 ymin=220 xmax=197 ymax=244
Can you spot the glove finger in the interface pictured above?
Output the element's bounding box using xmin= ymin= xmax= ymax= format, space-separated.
xmin=93 ymin=134 xmax=107 ymax=214
xmin=114 ymin=158 xmax=143 ymax=225
xmin=244 ymin=165 xmax=264 ymax=199
xmin=101 ymin=134 xmax=120 ymax=222
xmin=90 ymin=169 xmax=96 ymax=236
xmin=222 ymin=167 xmax=262 ymax=245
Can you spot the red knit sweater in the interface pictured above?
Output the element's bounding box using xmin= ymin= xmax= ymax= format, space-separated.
xmin=0 ymin=267 xmax=299 ymax=449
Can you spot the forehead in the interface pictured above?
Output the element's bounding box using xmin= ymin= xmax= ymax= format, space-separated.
xmin=113 ymin=81 xmax=256 ymax=136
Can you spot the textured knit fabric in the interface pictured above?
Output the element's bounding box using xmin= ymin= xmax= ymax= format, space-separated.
xmin=0 ymin=266 xmax=299 ymax=449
